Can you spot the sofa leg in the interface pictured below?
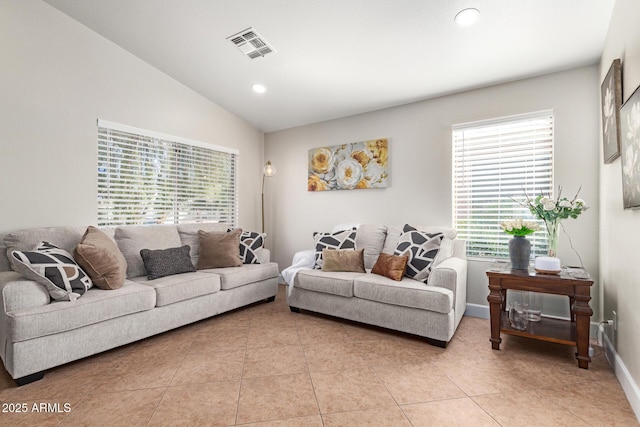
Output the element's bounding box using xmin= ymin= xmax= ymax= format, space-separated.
xmin=265 ymin=296 xmax=276 ymax=303
xmin=289 ymin=306 xmax=300 ymax=313
xmin=15 ymin=371 xmax=45 ymax=386
xmin=426 ymin=338 xmax=448 ymax=348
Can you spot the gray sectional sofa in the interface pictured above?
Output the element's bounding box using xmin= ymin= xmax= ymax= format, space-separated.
xmin=0 ymin=223 xmax=278 ymax=385
xmin=284 ymin=224 xmax=467 ymax=346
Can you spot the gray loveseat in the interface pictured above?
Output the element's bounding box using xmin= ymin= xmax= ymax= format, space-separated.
xmin=0 ymin=223 xmax=278 ymax=385
xmin=284 ymin=224 xmax=467 ymax=347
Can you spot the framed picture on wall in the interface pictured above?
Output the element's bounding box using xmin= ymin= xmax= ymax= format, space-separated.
xmin=308 ymin=138 xmax=388 ymax=191
xmin=601 ymin=58 xmax=622 ymax=164
xmin=619 ymin=84 xmax=640 ymax=209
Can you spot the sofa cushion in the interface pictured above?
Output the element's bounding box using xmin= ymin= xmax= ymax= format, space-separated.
xmin=74 ymin=226 xmax=127 ymax=290
xmin=321 ymin=249 xmax=365 ymax=273
xmin=140 ymin=245 xmax=196 ymax=280
xmin=313 ymin=230 xmax=357 ymax=269
xmin=371 ymin=253 xmax=408 ymax=281
xmin=353 ymin=274 xmax=453 ymax=314
xmin=177 ymin=223 xmax=229 ymax=266
xmin=199 ymin=262 xmax=278 ymax=290
xmin=11 ymin=242 xmax=93 ymax=301
xmin=355 ymin=224 xmax=387 ymax=270
xmin=4 ymin=226 xmax=88 ymax=268
xmin=8 ymin=280 xmax=156 ymax=342
xmin=115 ymin=225 xmax=182 ymax=279
xmin=197 ymin=229 xmax=242 ymax=269
xmin=394 ymin=225 xmax=443 ymax=282
xmin=132 ymin=271 xmax=220 ymax=306
xmin=295 ymin=269 xmax=364 ymax=297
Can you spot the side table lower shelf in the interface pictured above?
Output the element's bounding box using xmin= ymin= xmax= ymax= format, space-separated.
xmin=500 ymin=312 xmax=577 ymax=346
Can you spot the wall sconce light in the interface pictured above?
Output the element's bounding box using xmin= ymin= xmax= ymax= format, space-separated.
xmin=262 ymin=160 xmax=276 ymax=233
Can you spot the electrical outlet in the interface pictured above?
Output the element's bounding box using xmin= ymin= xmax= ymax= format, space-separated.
xmin=612 ymin=310 xmax=617 ymax=331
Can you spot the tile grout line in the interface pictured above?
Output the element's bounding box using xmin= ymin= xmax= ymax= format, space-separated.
xmin=234 ymin=310 xmax=253 ymax=426
xmin=296 ymin=313 xmax=324 ymax=425
xmin=143 ymin=328 xmax=200 ymax=426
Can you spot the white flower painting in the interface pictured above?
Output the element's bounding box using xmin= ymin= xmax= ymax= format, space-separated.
xmin=308 ymin=139 xmax=388 ymax=191
xmin=620 ymin=85 xmax=640 ymax=208
xmin=601 ymin=59 xmax=622 ymax=164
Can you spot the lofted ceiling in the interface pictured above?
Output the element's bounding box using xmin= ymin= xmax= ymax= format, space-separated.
xmin=44 ymin=0 xmax=615 ymax=133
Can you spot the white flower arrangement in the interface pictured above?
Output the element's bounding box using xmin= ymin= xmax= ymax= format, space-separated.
xmin=520 ymin=186 xmax=588 ymax=257
xmin=500 ymin=219 xmax=541 ymax=236
xmin=524 ymin=188 xmax=588 ymax=223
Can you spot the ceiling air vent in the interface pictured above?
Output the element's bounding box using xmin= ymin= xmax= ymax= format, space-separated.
xmin=227 ymin=27 xmax=276 ymax=59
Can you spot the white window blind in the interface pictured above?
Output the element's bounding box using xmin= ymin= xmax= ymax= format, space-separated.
xmin=452 ymin=110 xmax=554 ymax=259
xmin=97 ymin=120 xmax=238 ymax=227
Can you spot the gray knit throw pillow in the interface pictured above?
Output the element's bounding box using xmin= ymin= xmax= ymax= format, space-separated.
xmin=139 ymin=245 xmax=196 ymax=280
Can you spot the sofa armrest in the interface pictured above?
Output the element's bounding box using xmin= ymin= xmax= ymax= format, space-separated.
xmin=0 ymin=271 xmax=50 ymax=314
xmin=427 ymin=256 xmax=467 ymax=318
xmin=256 ymin=248 xmax=271 ymax=264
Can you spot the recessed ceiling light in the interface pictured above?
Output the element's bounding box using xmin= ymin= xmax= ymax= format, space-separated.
xmin=455 ymin=8 xmax=480 ymax=26
xmin=252 ymin=84 xmax=266 ymax=94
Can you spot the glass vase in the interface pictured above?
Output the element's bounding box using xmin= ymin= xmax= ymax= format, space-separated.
xmin=545 ymin=219 xmax=560 ymax=257
xmin=525 ymin=291 xmax=543 ymax=322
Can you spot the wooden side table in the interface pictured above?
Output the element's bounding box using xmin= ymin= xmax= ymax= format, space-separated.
xmin=486 ymin=263 xmax=594 ymax=369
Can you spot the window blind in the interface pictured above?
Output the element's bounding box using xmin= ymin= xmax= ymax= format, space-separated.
xmin=452 ymin=110 xmax=554 ymax=259
xmin=97 ymin=120 xmax=238 ymax=227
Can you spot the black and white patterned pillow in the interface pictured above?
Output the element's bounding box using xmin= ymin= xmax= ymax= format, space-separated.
xmin=394 ymin=224 xmax=443 ymax=282
xmin=227 ymin=229 xmax=266 ymax=264
xmin=239 ymin=231 xmax=265 ymax=264
xmin=140 ymin=245 xmax=196 ymax=280
xmin=11 ymin=241 xmax=93 ymax=301
xmin=313 ymin=230 xmax=357 ymax=269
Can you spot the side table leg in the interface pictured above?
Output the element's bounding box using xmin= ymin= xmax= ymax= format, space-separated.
xmin=488 ymin=278 xmax=503 ymax=350
xmin=573 ymin=286 xmax=593 ymax=369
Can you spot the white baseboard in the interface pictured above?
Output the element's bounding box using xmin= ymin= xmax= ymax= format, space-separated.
xmin=600 ymin=325 xmax=640 ymax=422
xmin=464 ymin=303 xmax=600 ymax=337
xmin=464 ymin=303 xmax=489 ymax=319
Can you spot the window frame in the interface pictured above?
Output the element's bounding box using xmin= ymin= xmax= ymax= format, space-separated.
xmin=97 ymin=119 xmax=239 ymax=227
xmin=452 ymin=110 xmax=554 ymax=260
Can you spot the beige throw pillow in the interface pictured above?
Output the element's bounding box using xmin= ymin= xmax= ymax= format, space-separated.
xmin=74 ymin=226 xmax=127 ymax=290
xmin=197 ymin=228 xmax=242 ymax=269
xmin=321 ymin=249 xmax=365 ymax=273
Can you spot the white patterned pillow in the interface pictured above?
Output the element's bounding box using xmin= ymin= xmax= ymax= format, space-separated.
xmin=394 ymin=224 xmax=443 ymax=282
xmin=239 ymin=231 xmax=265 ymax=264
xmin=313 ymin=229 xmax=357 ymax=269
xmin=11 ymin=241 xmax=93 ymax=301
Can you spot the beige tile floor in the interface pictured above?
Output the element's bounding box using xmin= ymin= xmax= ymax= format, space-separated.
xmin=0 ymin=284 xmax=637 ymax=426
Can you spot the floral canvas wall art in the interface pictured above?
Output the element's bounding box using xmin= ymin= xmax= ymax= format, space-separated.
xmin=308 ymin=139 xmax=388 ymax=191
xmin=601 ymin=59 xmax=622 ymax=164
xmin=620 ymin=84 xmax=640 ymax=209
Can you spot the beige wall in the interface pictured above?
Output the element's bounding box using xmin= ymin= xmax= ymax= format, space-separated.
xmin=599 ymin=0 xmax=640 ymax=399
xmin=0 ymin=0 xmax=264 ymax=237
xmin=265 ymin=65 xmax=600 ymax=319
